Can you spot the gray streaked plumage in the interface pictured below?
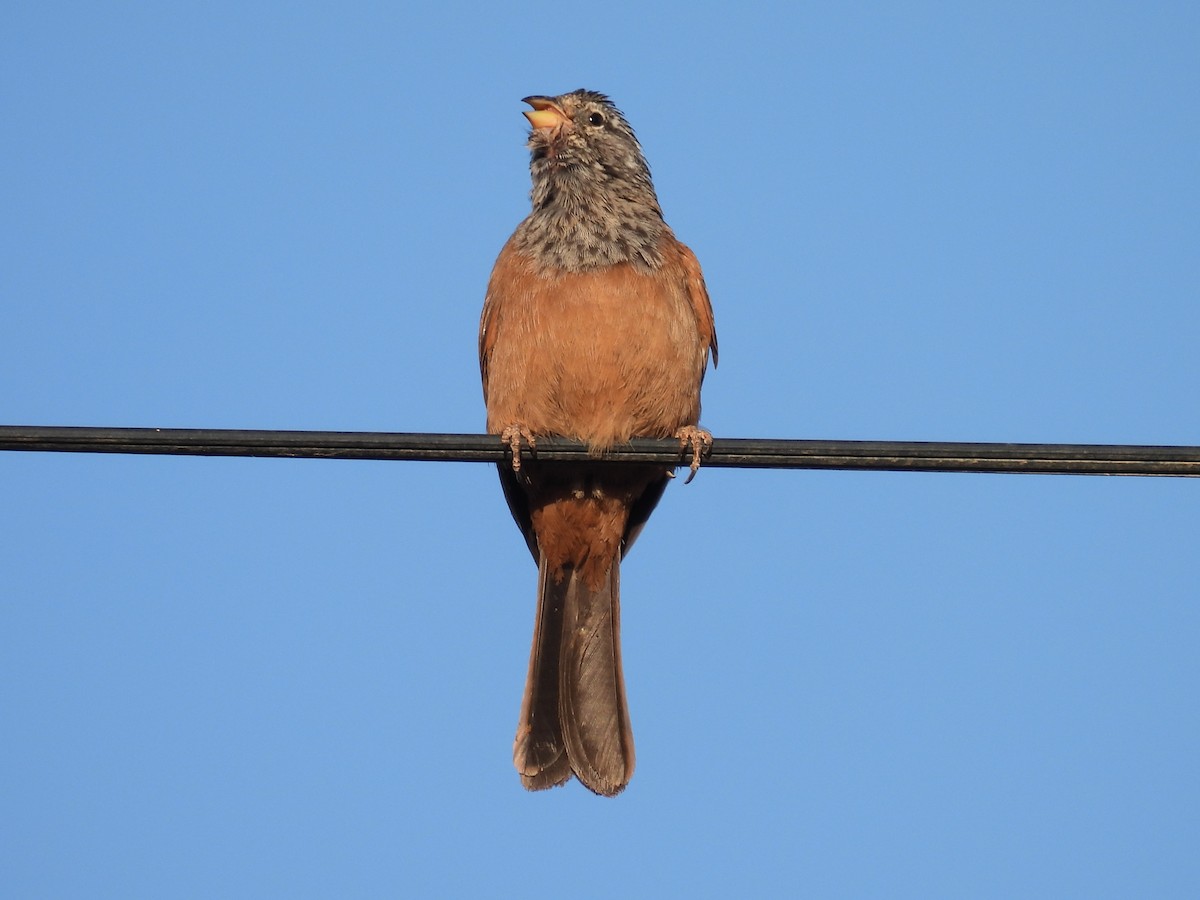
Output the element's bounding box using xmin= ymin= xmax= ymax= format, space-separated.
xmin=514 ymin=90 xmax=666 ymax=272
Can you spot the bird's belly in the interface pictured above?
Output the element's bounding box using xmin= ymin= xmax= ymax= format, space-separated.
xmin=486 ymin=265 xmax=703 ymax=449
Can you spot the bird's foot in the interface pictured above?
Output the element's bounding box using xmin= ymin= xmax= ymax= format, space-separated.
xmin=500 ymin=424 xmax=537 ymax=473
xmin=675 ymin=425 xmax=713 ymax=484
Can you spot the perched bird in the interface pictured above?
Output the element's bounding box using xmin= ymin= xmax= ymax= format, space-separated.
xmin=479 ymin=90 xmax=717 ymax=796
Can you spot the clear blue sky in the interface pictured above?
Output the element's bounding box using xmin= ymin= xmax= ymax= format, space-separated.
xmin=3 ymin=3 xmax=1198 ymax=897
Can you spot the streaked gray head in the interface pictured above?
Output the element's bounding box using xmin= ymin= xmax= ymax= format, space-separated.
xmin=515 ymin=90 xmax=665 ymax=272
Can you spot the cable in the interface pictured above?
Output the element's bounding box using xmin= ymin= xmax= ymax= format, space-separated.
xmin=2 ymin=425 xmax=1198 ymax=476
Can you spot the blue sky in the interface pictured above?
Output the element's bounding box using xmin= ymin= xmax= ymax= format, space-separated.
xmin=3 ymin=3 xmax=1198 ymax=897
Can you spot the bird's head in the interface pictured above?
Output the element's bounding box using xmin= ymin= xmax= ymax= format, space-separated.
xmin=521 ymin=90 xmax=657 ymax=211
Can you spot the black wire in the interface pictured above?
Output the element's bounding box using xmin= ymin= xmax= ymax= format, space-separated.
xmin=2 ymin=425 xmax=1198 ymax=476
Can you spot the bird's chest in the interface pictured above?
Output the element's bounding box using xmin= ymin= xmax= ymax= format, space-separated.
xmin=488 ymin=263 xmax=700 ymax=444
xmin=529 ymin=265 xmax=693 ymax=384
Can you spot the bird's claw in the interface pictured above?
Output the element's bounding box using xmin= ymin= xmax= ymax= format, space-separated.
xmin=675 ymin=426 xmax=713 ymax=484
xmin=500 ymin=424 xmax=537 ymax=473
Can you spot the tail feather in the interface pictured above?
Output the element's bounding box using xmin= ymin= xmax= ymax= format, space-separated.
xmin=514 ymin=561 xmax=572 ymax=790
xmin=513 ymin=554 xmax=634 ymax=796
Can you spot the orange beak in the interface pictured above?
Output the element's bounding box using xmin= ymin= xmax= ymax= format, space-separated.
xmin=522 ymin=95 xmax=568 ymax=130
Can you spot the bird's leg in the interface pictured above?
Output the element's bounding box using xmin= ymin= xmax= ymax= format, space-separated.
xmin=500 ymin=424 xmax=537 ymax=473
xmin=675 ymin=425 xmax=713 ymax=484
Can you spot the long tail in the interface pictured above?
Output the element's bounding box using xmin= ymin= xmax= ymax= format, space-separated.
xmin=513 ymin=554 xmax=634 ymax=797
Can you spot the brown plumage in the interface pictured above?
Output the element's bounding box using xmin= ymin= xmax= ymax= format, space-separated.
xmin=479 ymin=90 xmax=716 ymax=796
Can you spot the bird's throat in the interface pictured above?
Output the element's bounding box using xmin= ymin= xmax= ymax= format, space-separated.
xmin=518 ymin=170 xmax=664 ymax=273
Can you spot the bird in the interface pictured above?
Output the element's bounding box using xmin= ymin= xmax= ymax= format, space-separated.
xmin=479 ymin=90 xmax=717 ymax=796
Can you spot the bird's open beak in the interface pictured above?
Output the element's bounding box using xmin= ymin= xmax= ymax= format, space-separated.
xmin=522 ymin=96 xmax=568 ymax=130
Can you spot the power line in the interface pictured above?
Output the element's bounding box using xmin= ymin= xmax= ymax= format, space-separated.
xmin=2 ymin=425 xmax=1198 ymax=477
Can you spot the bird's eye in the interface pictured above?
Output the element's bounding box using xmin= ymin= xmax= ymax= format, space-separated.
xmin=587 ymin=112 xmax=605 ymax=127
